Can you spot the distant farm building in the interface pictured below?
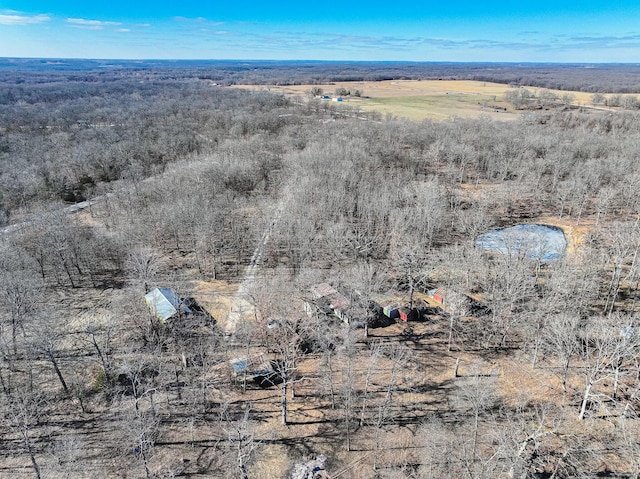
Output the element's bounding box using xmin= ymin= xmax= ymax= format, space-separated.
xmin=145 ymin=288 xmax=191 ymax=322
xmin=305 ymin=284 xmax=427 ymax=327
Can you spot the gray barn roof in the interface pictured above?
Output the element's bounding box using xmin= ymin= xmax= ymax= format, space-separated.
xmin=145 ymin=287 xmax=192 ymax=322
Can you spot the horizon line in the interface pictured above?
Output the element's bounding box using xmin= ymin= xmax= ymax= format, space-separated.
xmin=2 ymin=56 xmax=640 ymax=66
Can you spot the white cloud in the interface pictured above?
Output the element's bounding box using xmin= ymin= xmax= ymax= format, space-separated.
xmin=173 ymin=16 xmax=224 ymax=26
xmin=66 ymin=18 xmax=121 ymax=30
xmin=115 ymin=28 xmax=131 ymax=33
xmin=0 ymin=13 xmax=50 ymax=25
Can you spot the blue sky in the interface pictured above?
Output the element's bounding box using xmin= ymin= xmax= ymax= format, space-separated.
xmin=2 ymin=1 xmax=640 ymax=61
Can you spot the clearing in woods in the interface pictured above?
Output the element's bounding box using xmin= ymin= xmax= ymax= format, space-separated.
xmin=233 ymin=80 xmax=598 ymax=121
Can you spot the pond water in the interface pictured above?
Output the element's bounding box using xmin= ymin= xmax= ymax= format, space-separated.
xmin=475 ymin=224 xmax=566 ymax=262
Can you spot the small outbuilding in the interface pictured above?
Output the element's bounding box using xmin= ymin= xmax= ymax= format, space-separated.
xmin=305 ymin=283 xmax=354 ymax=324
xmin=382 ymin=303 xmax=401 ymax=319
xmin=399 ymin=307 xmax=418 ymax=322
xmin=145 ymin=287 xmax=192 ymax=323
xmin=145 ymin=287 xmax=212 ymax=324
xmin=229 ymin=353 xmax=280 ymax=387
xmin=428 ymin=287 xmax=488 ymax=315
xmin=229 ymin=353 xmax=274 ymax=379
xmin=429 ymin=288 xmax=464 ymax=307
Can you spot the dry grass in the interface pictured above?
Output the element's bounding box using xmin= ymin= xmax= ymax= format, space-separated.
xmin=232 ymin=80 xmax=602 ymax=122
xmin=536 ymin=215 xmax=592 ymax=257
xmin=194 ymin=279 xmax=256 ymax=331
xmin=248 ymin=444 xmax=291 ymax=479
xmin=499 ymin=360 xmax=563 ymax=407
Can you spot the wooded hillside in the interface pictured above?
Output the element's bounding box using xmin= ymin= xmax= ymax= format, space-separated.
xmin=2 ymin=65 xmax=640 ymax=478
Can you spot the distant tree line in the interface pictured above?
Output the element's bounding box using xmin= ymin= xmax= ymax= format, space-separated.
xmin=2 ymin=59 xmax=640 ymax=92
xmin=503 ymin=86 xmax=640 ymax=110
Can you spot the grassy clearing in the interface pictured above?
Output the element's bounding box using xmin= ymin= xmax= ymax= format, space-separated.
xmin=235 ymin=80 xmax=517 ymax=121
xmin=233 ymin=79 xmax=600 ymax=122
xmin=360 ymin=94 xmax=512 ymax=121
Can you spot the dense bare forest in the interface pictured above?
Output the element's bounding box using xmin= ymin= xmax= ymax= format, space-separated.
xmin=3 ymin=58 xmax=640 ymax=92
xmin=2 ymin=63 xmax=640 ymax=478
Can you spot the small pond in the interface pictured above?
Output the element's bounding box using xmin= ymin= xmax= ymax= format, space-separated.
xmin=475 ymin=224 xmax=566 ymax=262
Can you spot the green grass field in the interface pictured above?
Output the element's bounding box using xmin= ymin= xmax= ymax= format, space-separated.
xmin=360 ymin=93 xmax=513 ymax=121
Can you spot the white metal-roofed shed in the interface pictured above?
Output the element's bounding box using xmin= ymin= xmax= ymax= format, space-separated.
xmin=145 ymin=287 xmax=192 ymax=323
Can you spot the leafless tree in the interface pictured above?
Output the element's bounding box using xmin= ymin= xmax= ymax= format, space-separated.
xmin=619 ymin=414 xmax=640 ymax=477
xmin=372 ymin=343 xmax=410 ymax=459
xmin=446 ymin=289 xmax=470 ymax=353
xmin=126 ymin=247 xmax=163 ymax=293
xmin=503 ymin=88 xmax=536 ymax=109
xmin=560 ymin=93 xmax=575 ymax=106
xmin=454 ymin=364 xmax=498 ymax=461
xmin=267 ymin=318 xmax=303 ymax=426
xmin=359 ymin=340 xmax=382 ymax=425
xmin=0 ymin=249 xmax=44 ymax=356
xmin=44 ymin=434 xmax=86 ymax=479
xmin=85 ymin=317 xmax=114 ymax=377
xmin=339 ymin=325 xmax=358 ymax=452
xmin=340 ymin=261 xmax=387 ymax=336
xmin=29 ymin=314 xmax=70 ymax=396
xmin=479 ymin=246 xmax=536 ymax=348
xmin=115 ymin=357 xmax=162 ymax=478
xmin=494 ymin=401 xmax=558 ymax=479
xmin=418 ymin=412 xmax=502 ymax=479
xmin=2 ymin=388 xmax=47 ymax=479
xmin=542 ymin=312 xmax=582 ymax=395
xmin=602 ymin=221 xmax=640 ymax=314
xmin=577 ymin=315 xmax=639 ymax=420
xmin=118 ymin=398 xmax=160 ymax=479
xmin=392 ymin=246 xmax=429 ymax=311
xmin=218 ymin=401 xmax=260 ymax=479
xmin=418 ymin=415 xmax=454 ymax=478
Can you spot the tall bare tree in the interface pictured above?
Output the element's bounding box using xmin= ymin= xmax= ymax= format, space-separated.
xmin=126 ymin=246 xmax=163 ymax=293
xmin=218 ymin=401 xmax=260 ymax=479
xmin=454 ymin=364 xmax=497 ymax=462
xmin=577 ymin=315 xmax=639 ymax=420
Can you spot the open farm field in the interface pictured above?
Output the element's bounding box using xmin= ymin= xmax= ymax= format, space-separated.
xmin=234 ymin=80 xmax=604 ymax=121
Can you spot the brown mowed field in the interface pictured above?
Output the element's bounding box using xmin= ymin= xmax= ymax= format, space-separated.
xmin=233 ymin=80 xmax=598 ymax=122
